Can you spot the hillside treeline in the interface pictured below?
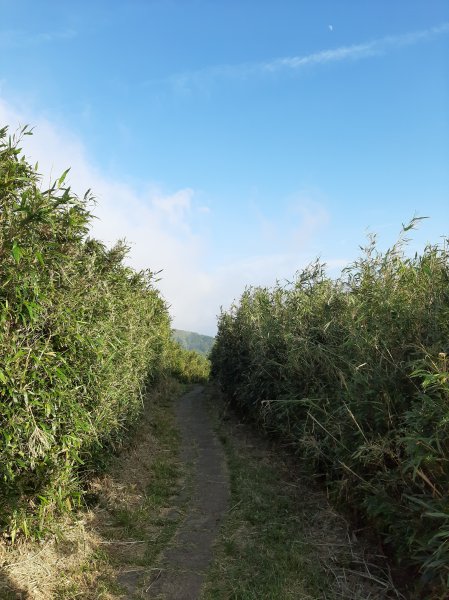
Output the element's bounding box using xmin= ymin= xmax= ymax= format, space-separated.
xmin=211 ymin=224 xmax=449 ymax=595
xmin=0 ymin=126 xmax=208 ymax=540
xmin=173 ymin=328 xmax=215 ymax=356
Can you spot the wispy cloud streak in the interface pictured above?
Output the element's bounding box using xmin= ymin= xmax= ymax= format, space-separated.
xmin=264 ymin=22 xmax=449 ymax=72
xmin=0 ymin=28 xmax=77 ymax=48
xmin=167 ymin=22 xmax=449 ymax=91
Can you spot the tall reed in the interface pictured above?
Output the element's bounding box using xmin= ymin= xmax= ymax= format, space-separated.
xmin=211 ymin=221 xmax=449 ymax=594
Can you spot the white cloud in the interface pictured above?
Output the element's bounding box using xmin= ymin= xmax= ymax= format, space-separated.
xmin=152 ymin=188 xmax=193 ymax=227
xmin=250 ymin=191 xmax=331 ymax=251
xmin=267 ymin=21 xmax=449 ymax=72
xmin=289 ymin=195 xmax=331 ymax=247
xmin=263 ymin=42 xmax=379 ymax=72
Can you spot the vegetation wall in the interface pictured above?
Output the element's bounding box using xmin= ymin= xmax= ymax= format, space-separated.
xmin=211 ymin=224 xmax=449 ymax=594
xmin=0 ymin=126 xmax=175 ymax=539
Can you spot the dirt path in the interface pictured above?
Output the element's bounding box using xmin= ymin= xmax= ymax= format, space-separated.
xmin=147 ymin=385 xmax=230 ymax=599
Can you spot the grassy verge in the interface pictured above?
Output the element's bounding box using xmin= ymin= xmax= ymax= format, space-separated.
xmin=0 ymin=378 xmax=191 ymax=599
xmin=202 ymin=387 xmax=403 ymax=600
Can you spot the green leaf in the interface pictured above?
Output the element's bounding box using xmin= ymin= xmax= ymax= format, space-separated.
xmin=12 ymin=241 xmax=23 ymax=263
xmin=35 ymin=251 xmax=44 ymax=267
xmin=57 ymin=168 xmax=70 ymax=187
xmin=425 ymin=511 xmax=449 ymax=520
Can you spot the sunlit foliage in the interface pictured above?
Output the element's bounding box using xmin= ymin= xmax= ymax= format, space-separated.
xmin=0 ymin=126 xmax=174 ymax=539
xmin=211 ymin=221 xmax=449 ymax=595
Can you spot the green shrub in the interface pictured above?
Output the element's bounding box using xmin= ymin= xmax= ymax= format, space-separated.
xmin=211 ymin=222 xmax=449 ymax=595
xmin=0 ymin=126 xmax=172 ymax=539
xmin=169 ymin=342 xmax=210 ymax=383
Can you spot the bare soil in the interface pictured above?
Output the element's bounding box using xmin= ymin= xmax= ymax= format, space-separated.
xmin=146 ymin=385 xmax=230 ymax=599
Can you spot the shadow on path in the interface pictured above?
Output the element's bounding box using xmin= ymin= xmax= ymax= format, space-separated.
xmin=0 ymin=569 xmax=29 ymax=599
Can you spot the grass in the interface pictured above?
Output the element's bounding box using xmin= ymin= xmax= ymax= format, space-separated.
xmin=0 ymin=378 xmax=192 ymax=599
xmin=203 ymin=437 xmax=329 ymax=599
xmin=202 ymin=387 xmax=402 ymax=600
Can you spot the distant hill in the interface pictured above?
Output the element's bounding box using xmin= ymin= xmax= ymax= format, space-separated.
xmin=172 ymin=329 xmax=215 ymax=356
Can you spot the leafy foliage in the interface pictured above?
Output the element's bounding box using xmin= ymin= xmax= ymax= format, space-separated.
xmin=0 ymin=126 xmax=173 ymax=539
xmin=169 ymin=342 xmax=211 ymax=383
xmin=211 ymin=221 xmax=449 ymax=596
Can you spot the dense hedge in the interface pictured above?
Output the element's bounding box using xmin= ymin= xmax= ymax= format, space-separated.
xmin=170 ymin=344 xmax=210 ymax=383
xmin=0 ymin=126 xmax=174 ymax=539
xmin=211 ymin=224 xmax=449 ymax=595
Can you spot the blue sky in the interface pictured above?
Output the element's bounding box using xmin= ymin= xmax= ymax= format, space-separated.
xmin=1 ymin=1 xmax=448 ymax=334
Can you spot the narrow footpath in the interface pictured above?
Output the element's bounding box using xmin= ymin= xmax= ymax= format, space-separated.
xmin=147 ymin=386 xmax=230 ymax=599
xmin=146 ymin=385 xmax=402 ymax=600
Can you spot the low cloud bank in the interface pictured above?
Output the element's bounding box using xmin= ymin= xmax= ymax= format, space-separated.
xmin=0 ymin=98 xmax=338 ymax=335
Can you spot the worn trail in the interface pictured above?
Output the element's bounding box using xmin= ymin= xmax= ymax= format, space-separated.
xmin=148 ymin=385 xmax=230 ymax=599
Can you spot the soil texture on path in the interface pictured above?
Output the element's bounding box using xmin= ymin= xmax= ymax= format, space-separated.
xmin=147 ymin=385 xmax=230 ymax=599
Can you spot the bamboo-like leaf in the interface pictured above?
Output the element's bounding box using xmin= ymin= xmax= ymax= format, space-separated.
xmin=57 ymin=167 xmax=70 ymax=187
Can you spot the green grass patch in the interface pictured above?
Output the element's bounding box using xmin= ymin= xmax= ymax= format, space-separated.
xmin=203 ymin=406 xmax=331 ymax=599
xmin=106 ymin=380 xmax=192 ymax=596
xmin=203 ymin=389 xmax=402 ymax=600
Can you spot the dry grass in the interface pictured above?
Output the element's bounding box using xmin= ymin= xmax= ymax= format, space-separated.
xmin=295 ymin=490 xmax=403 ymax=599
xmin=0 ymin=517 xmax=100 ymax=599
xmin=0 ymin=378 xmax=185 ymax=599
